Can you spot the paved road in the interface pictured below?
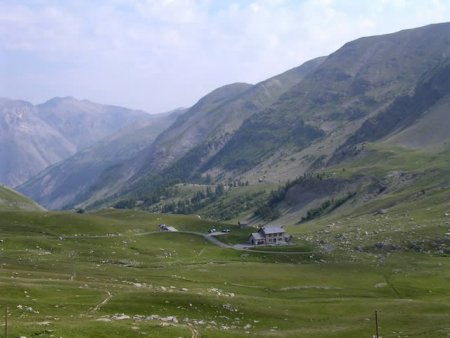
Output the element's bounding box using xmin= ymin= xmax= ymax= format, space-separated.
xmin=176 ymin=231 xmax=314 ymax=254
xmin=57 ymin=230 xmax=314 ymax=255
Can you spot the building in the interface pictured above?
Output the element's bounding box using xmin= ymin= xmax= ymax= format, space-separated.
xmin=248 ymin=225 xmax=291 ymax=246
xmin=159 ymin=224 xmax=178 ymax=232
xmin=238 ymin=220 xmax=249 ymax=229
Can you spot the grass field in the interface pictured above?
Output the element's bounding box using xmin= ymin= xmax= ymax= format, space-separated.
xmin=1 ymin=207 xmax=449 ymax=337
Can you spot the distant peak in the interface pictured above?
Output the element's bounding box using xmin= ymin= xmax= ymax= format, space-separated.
xmin=44 ymin=96 xmax=78 ymax=105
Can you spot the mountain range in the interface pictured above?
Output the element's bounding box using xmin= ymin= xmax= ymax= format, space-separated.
xmin=0 ymin=97 xmax=150 ymax=187
xmin=19 ymin=57 xmax=324 ymax=209
xmin=11 ymin=22 xmax=450 ymax=223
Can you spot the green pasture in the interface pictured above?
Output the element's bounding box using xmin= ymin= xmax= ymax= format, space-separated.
xmin=0 ymin=209 xmax=449 ymax=337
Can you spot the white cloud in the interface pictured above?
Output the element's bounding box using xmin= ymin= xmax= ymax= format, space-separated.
xmin=0 ymin=0 xmax=449 ymax=112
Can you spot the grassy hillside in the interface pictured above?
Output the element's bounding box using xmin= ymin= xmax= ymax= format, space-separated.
xmin=205 ymin=23 xmax=450 ymax=174
xmin=67 ymin=58 xmax=324 ymax=210
xmin=332 ymin=59 xmax=450 ymax=162
xmin=0 ymin=185 xmax=44 ymax=211
xmin=73 ymin=23 xmax=450 ymax=216
xmin=0 ymin=208 xmax=449 ymax=337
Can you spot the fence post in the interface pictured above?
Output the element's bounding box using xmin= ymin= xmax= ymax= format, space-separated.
xmin=4 ymin=306 xmax=8 ymax=338
xmin=375 ymin=310 xmax=379 ymax=338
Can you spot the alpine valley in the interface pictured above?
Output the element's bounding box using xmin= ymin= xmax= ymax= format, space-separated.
xmin=1 ymin=22 xmax=450 ymax=338
xmin=18 ymin=22 xmax=450 ymax=222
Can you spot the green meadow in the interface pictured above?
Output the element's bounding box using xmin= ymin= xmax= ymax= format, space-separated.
xmin=0 ymin=209 xmax=449 ymax=337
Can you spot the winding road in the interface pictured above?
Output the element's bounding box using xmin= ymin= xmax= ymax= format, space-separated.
xmin=58 ymin=230 xmax=314 ymax=254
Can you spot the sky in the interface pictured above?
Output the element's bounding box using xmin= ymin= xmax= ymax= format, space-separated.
xmin=1 ymin=0 xmax=450 ymax=114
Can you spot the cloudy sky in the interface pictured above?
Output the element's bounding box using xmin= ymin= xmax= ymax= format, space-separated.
xmin=1 ymin=0 xmax=449 ymax=113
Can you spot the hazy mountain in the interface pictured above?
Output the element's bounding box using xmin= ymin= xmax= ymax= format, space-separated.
xmin=141 ymin=57 xmax=325 ymax=174
xmin=0 ymin=99 xmax=76 ymax=187
xmin=63 ymin=57 xmax=325 ymax=209
xmin=124 ymin=23 xmax=449 ymax=195
xmin=37 ymin=97 xmax=150 ymax=149
xmin=17 ymin=23 xmax=450 ymax=217
xmin=0 ymin=97 xmax=151 ymax=187
xmin=18 ymin=109 xmax=183 ymax=209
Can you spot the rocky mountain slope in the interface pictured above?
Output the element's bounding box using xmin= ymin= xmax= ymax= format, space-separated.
xmin=17 ymin=23 xmax=450 ymax=219
xmin=37 ymin=97 xmax=150 ymax=149
xmin=0 ymin=99 xmax=76 ymax=187
xmin=112 ymin=23 xmax=450 ymax=212
xmin=18 ymin=109 xmax=182 ymax=209
xmin=40 ymin=57 xmax=324 ymax=210
xmin=208 ymin=22 xmax=450 ymax=174
xmin=0 ymin=97 xmax=150 ymax=187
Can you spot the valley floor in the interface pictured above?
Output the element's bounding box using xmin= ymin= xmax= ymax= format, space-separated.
xmin=0 ymin=209 xmax=449 ymax=337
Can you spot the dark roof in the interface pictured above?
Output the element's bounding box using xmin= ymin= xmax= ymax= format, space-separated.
xmin=261 ymin=225 xmax=285 ymax=234
xmin=250 ymin=232 xmax=265 ymax=240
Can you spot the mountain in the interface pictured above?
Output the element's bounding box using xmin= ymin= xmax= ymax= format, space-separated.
xmin=352 ymin=58 xmax=450 ymax=150
xmin=0 ymin=184 xmax=44 ymax=211
xmin=18 ymin=109 xmax=183 ymax=209
xmin=0 ymin=97 xmax=150 ymax=187
xmin=59 ymin=57 xmax=325 ymax=209
xmin=206 ymin=23 xmax=450 ymax=174
xmin=138 ymin=57 xmax=325 ymax=175
xmin=0 ymin=99 xmax=76 ymax=187
xmin=111 ymin=23 xmax=450 ymax=205
xmin=17 ymin=23 xmax=450 ymax=221
xmin=37 ymin=97 xmax=150 ymax=149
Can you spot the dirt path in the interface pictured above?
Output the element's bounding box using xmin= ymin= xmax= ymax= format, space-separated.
xmin=90 ymin=290 xmax=112 ymax=313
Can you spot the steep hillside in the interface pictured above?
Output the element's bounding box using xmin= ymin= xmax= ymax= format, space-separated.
xmin=91 ymin=23 xmax=450 ymax=215
xmin=75 ymin=58 xmax=325 ymax=209
xmin=18 ymin=110 xmax=182 ymax=210
xmin=0 ymin=185 xmax=44 ymax=211
xmin=0 ymin=99 xmax=76 ymax=187
xmin=331 ymin=58 xmax=450 ymax=161
xmin=37 ymin=97 xmax=150 ymax=149
xmin=143 ymin=57 xmax=325 ymax=174
xmin=117 ymin=23 xmax=450 ymax=222
xmin=383 ymin=92 xmax=450 ymax=149
xmin=15 ymin=23 xmax=450 ymax=219
xmin=206 ymin=23 xmax=450 ymax=174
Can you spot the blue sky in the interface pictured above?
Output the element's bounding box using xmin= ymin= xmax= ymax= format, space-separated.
xmin=1 ymin=0 xmax=449 ymax=113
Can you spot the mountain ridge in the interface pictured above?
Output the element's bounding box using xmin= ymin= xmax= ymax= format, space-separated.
xmin=18 ymin=108 xmax=183 ymax=209
xmin=55 ymin=57 xmax=325 ymax=210
xmin=16 ymin=22 xmax=450 ymax=222
xmin=0 ymin=97 xmax=150 ymax=187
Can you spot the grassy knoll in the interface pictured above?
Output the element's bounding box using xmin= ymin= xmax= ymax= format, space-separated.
xmin=0 ymin=208 xmax=449 ymax=337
